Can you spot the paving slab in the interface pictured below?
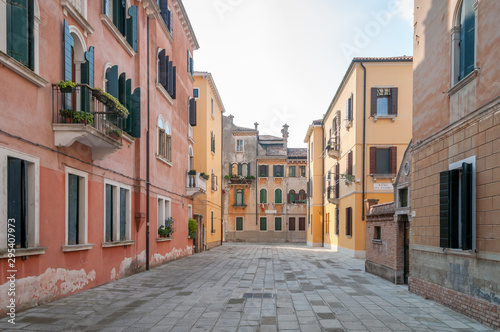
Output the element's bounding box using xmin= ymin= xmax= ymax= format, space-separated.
xmin=0 ymin=243 xmax=496 ymax=331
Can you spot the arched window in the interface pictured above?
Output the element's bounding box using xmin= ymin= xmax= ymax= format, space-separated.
xmin=275 ymin=189 xmax=282 ymax=204
xmin=298 ymin=190 xmax=307 ymax=203
xmin=452 ymin=0 xmax=476 ymax=85
xmin=188 ymin=146 xmax=194 ymax=171
xmin=157 ymin=116 xmax=172 ymax=162
xmin=260 ymin=189 xmax=267 ymax=204
xmin=231 ymin=163 xmax=238 ymax=176
xmin=288 ymin=190 xmax=296 ymax=204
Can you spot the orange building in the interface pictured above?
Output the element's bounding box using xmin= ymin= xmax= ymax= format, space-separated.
xmin=0 ymin=0 xmax=200 ymax=312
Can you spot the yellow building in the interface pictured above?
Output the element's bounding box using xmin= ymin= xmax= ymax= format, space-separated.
xmin=304 ymin=120 xmax=324 ymax=247
xmin=314 ymin=57 xmax=413 ymax=258
xmin=192 ymin=72 xmax=225 ymax=250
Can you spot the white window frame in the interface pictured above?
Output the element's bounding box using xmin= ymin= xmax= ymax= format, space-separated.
xmin=193 ymin=88 xmax=199 ymax=99
xmin=157 ymin=195 xmax=171 ymax=232
xmin=0 ymin=147 xmax=43 ymax=256
xmin=102 ymin=179 xmax=132 ymax=246
xmin=63 ymin=166 xmax=92 ymax=251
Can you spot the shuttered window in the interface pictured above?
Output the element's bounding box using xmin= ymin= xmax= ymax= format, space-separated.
xmin=298 ymin=217 xmax=306 ymax=231
xmin=105 ymin=183 xmax=130 ymax=243
xmin=105 ymin=184 xmax=113 ymax=242
xmin=211 ymin=211 xmax=214 ymax=233
xmin=236 ymin=217 xmax=243 ymax=231
xmin=289 ymin=166 xmax=296 ymax=177
xmin=335 ymin=207 xmax=339 ymax=235
xmin=459 ymin=0 xmax=475 ymax=80
xmin=158 ymin=0 xmax=173 ymax=34
xmin=346 ymin=207 xmax=352 ymax=236
xmin=259 ymin=165 xmax=268 ymax=177
xmin=289 ymin=217 xmax=296 ymax=231
xmin=235 ymin=189 xmax=244 ymax=206
xmin=275 ymin=189 xmax=282 ymax=204
xmin=126 ymin=6 xmax=138 ymax=52
xmin=440 ymin=162 xmax=474 ymax=250
xmin=288 ymin=190 xmax=296 ymax=204
xmin=371 ymin=88 xmax=398 ymax=116
xmin=275 ymin=217 xmax=282 ymax=231
xmin=7 ymin=158 xmax=28 ymax=248
xmin=347 ymin=151 xmax=353 ymax=176
xmin=189 ymin=98 xmax=197 ymax=126
xmin=68 ymin=174 xmax=81 ymax=245
xmin=260 ymin=189 xmax=267 ymax=204
xmin=346 ymin=95 xmax=353 ymax=121
xmin=6 ymin=0 xmax=34 ymax=69
xmin=370 ymin=147 xmax=397 ymax=175
xmin=273 ymin=165 xmax=284 ymax=177
xmin=260 ymin=217 xmax=267 ymax=231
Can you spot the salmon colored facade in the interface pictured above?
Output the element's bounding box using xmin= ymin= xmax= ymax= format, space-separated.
xmin=306 ymin=57 xmax=413 ymax=258
xmin=192 ymin=72 xmax=224 ymax=250
xmin=0 ymin=0 xmax=200 ymax=313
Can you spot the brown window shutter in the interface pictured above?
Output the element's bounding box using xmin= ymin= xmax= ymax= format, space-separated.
xmin=347 ymin=151 xmax=353 ymax=175
xmin=287 ymin=192 xmax=290 ymax=204
xmin=390 ymin=147 xmax=397 ymax=174
xmin=391 ymin=88 xmax=398 ymax=115
xmin=370 ymin=147 xmax=377 ymax=174
xmin=371 ymin=88 xmax=377 ymax=117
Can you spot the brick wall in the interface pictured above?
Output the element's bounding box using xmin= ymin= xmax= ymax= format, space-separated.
xmin=409 ymin=277 xmax=500 ymax=330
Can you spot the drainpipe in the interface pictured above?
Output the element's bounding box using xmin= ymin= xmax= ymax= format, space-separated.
xmin=360 ymin=61 xmax=367 ymax=221
xmin=146 ymin=16 xmax=150 ymax=270
xmin=220 ymin=113 xmax=223 ymax=246
xmin=321 ymin=137 xmax=324 ymax=247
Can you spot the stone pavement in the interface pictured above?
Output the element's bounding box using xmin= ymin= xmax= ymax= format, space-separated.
xmin=0 ymin=243 xmax=495 ymax=332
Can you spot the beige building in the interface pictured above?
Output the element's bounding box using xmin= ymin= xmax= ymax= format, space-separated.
xmin=410 ymin=1 xmax=500 ymax=328
xmin=309 ymin=57 xmax=413 ymax=258
xmin=191 ymin=72 xmax=224 ymax=250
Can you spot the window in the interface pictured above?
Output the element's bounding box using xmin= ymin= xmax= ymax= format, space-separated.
xmin=211 ymin=131 xmax=215 ymax=153
xmin=157 ymin=196 xmax=171 ymax=231
xmin=65 ymin=168 xmax=88 ymax=247
xmin=236 ymin=139 xmax=244 ymax=152
xmin=288 ymin=190 xmax=296 ymax=204
xmin=241 ymin=163 xmax=248 ymax=177
xmin=370 ymin=147 xmax=397 ymax=175
xmin=157 ymin=117 xmax=172 ymax=162
xmin=299 ymin=166 xmax=306 ymax=177
xmin=260 ymin=217 xmax=267 ymax=231
xmin=211 ymin=210 xmax=214 ymax=233
xmin=1 ymin=150 xmax=40 ymax=252
xmin=346 ymin=207 xmax=352 ymax=236
xmin=273 ymin=165 xmax=284 ymax=177
xmin=193 ymin=88 xmax=199 ymax=99
xmin=289 ymin=166 xmax=296 ymax=177
xmin=235 ymin=189 xmax=244 ymax=206
xmin=236 ymin=217 xmax=243 ymax=231
xmin=188 ymin=205 xmax=192 ymax=219
xmin=371 ymin=88 xmax=398 ymax=117
xmin=399 ymin=188 xmax=408 ymax=208
xmin=298 ymin=217 xmax=306 ymax=231
xmin=275 ymin=217 xmax=282 ymax=231
xmin=298 ymin=190 xmax=306 ymax=203
xmin=5 ymin=0 xmax=34 ymax=69
xmin=189 ymin=97 xmax=197 ymax=126
xmin=325 ymin=213 xmax=330 ymax=235
xmin=289 ymin=217 xmax=296 ymax=231
xmin=346 ymin=94 xmax=353 ymax=122
xmin=259 ymin=189 xmax=267 ymax=204
xmin=259 ymin=165 xmax=268 ymax=177
xmin=452 ymin=0 xmax=476 ymax=84
xmin=104 ymin=181 xmax=131 ymax=243
xmin=103 ymin=1 xmax=138 ymax=51
xmin=440 ymin=158 xmax=475 ymax=250
xmin=310 ymin=142 xmax=313 ymax=160
xmin=335 ymin=207 xmax=339 ymax=235
xmin=275 ymin=189 xmax=282 ymax=204
xmin=188 ymin=146 xmax=194 ymax=171
xmin=187 ymin=50 xmax=194 ymax=76
xmin=157 ymin=0 xmax=173 ymax=34
xmin=157 ymin=49 xmax=177 ymax=99
xmin=211 ymin=98 xmax=214 ymax=117
xmin=374 ymin=226 xmax=381 ymax=240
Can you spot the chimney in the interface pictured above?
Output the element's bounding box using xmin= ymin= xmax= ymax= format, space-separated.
xmin=254 ymin=122 xmax=259 ymax=130
xmin=228 ymin=114 xmax=234 ymax=124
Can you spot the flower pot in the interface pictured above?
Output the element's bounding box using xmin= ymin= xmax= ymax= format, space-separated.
xmin=60 ymin=86 xmax=75 ymax=93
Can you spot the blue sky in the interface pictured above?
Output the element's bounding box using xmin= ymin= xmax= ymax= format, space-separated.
xmin=183 ymin=0 xmax=414 ymax=147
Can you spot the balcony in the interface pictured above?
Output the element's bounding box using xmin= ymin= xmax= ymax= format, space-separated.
xmin=186 ymin=172 xmax=207 ymax=197
xmin=327 ymin=183 xmax=339 ymax=205
xmin=326 ymin=137 xmax=340 ymax=159
xmin=52 ymin=84 xmax=127 ymax=160
xmin=226 ymin=175 xmax=255 ymax=185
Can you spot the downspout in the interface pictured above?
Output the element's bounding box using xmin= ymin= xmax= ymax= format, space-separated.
xmin=256 ymin=136 xmax=259 ymax=231
xmin=360 ymin=61 xmax=367 ymax=221
xmin=220 ymin=113 xmax=223 ymax=246
xmin=146 ymin=16 xmax=150 ymax=270
xmin=321 ymin=136 xmax=324 ymax=247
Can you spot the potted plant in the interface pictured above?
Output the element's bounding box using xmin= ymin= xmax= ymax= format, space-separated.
xmin=165 ymin=217 xmax=175 ymax=237
xmin=188 ymin=218 xmax=197 ymax=239
xmin=106 ymin=129 xmax=122 ymax=140
xmin=200 ymin=172 xmax=210 ymax=180
xmin=73 ymin=111 xmax=94 ymax=125
xmin=59 ymin=109 xmax=73 ymax=123
xmin=188 ymin=170 xmax=197 ymax=175
xmin=158 ymin=225 xmax=168 ymax=238
xmin=56 ymin=80 xmax=77 ymax=93
xmin=224 ymin=175 xmax=231 ymax=179
xmin=245 ymin=175 xmax=256 ymax=180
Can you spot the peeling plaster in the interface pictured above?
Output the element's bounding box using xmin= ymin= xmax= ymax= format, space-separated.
xmin=110 ymin=268 xmax=116 ymax=280
xmin=151 ymin=246 xmax=193 ymax=265
xmin=0 ymin=268 xmax=96 ymax=313
xmin=118 ymin=250 xmax=146 ymax=278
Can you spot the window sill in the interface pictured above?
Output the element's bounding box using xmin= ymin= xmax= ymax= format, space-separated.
xmin=62 ymin=243 xmax=95 ymax=252
xmin=0 ymin=51 xmax=48 ymax=87
xmin=188 ymin=136 xmax=195 ymax=144
xmin=102 ymin=240 xmax=135 ymax=248
xmin=371 ymin=174 xmax=396 ymax=181
xmin=156 ymin=83 xmax=174 ymax=105
xmin=61 ymin=0 xmax=94 ymax=35
xmin=372 ymin=239 xmax=382 ymax=244
xmin=101 ymin=14 xmax=136 ymax=57
xmin=372 ymin=115 xmax=396 ymax=122
xmin=156 ymin=155 xmax=173 ymax=167
xmin=442 ymin=248 xmax=477 ymax=258
xmin=0 ymin=247 xmax=48 ymax=258
xmin=156 ymin=237 xmax=173 ymax=242
xmin=448 ymin=69 xmax=479 ymax=97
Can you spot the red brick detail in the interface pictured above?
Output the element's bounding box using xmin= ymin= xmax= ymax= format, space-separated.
xmin=409 ymin=277 xmax=500 ymax=329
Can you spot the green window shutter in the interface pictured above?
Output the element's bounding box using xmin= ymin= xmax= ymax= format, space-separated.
xmin=167 ymin=60 xmax=174 ymax=95
xmin=460 ymin=0 xmax=475 ymax=79
xmin=247 ymin=163 xmax=250 ymax=176
xmin=106 ymin=65 xmax=119 ymax=98
xmin=238 ymin=163 xmax=242 ymax=176
xmin=119 ymin=73 xmax=126 ymax=106
xmin=260 ymin=218 xmax=266 ymax=231
xmin=450 ymin=169 xmax=460 ymax=248
xmin=105 ymin=184 xmax=113 ymax=242
xmin=260 ymin=189 xmax=266 ymax=204
xmin=461 ymin=163 xmax=473 ymax=250
xmin=236 ymin=217 xmax=243 ymax=231
xmin=439 ymin=171 xmax=451 ymax=248
xmin=120 ymin=188 xmax=126 ymax=241
xmin=159 ymin=52 xmax=167 ymax=88
xmin=234 ymin=189 xmax=237 ymax=205
xmin=169 ymin=10 xmax=173 ymax=33
xmin=83 ymin=47 xmax=95 ymax=87
xmin=7 ymin=0 xmax=32 ymax=68
xmin=370 ymin=88 xmax=377 ymax=117
xmin=241 ymin=189 xmax=244 ymax=205
xmin=68 ymin=174 xmax=80 ymax=245
xmin=129 ymin=88 xmax=141 ymax=137
xmin=275 ymin=189 xmax=282 ymax=204
xmin=126 ymin=5 xmax=138 ymax=52
xmin=7 ymin=158 xmax=28 ymax=248
xmin=113 ymin=0 xmax=126 ymax=35
xmin=63 ymin=20 xmax=74 ymax=110
xmin=275 ymin=217 xmax=282 ymax=231
xmin=172 ymin=66 xmax=177 ymax=99
xmin=211 ymin=211 xmax=214 ymax=232
xmin=124 ymin=79 xmax=132 ymax=133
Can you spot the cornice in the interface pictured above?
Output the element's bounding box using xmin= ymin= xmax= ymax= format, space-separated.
xmin=194 ymin=72 xmax=226 ymax=113
xmin=174 ymin=0 xmax=200 ymax=50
